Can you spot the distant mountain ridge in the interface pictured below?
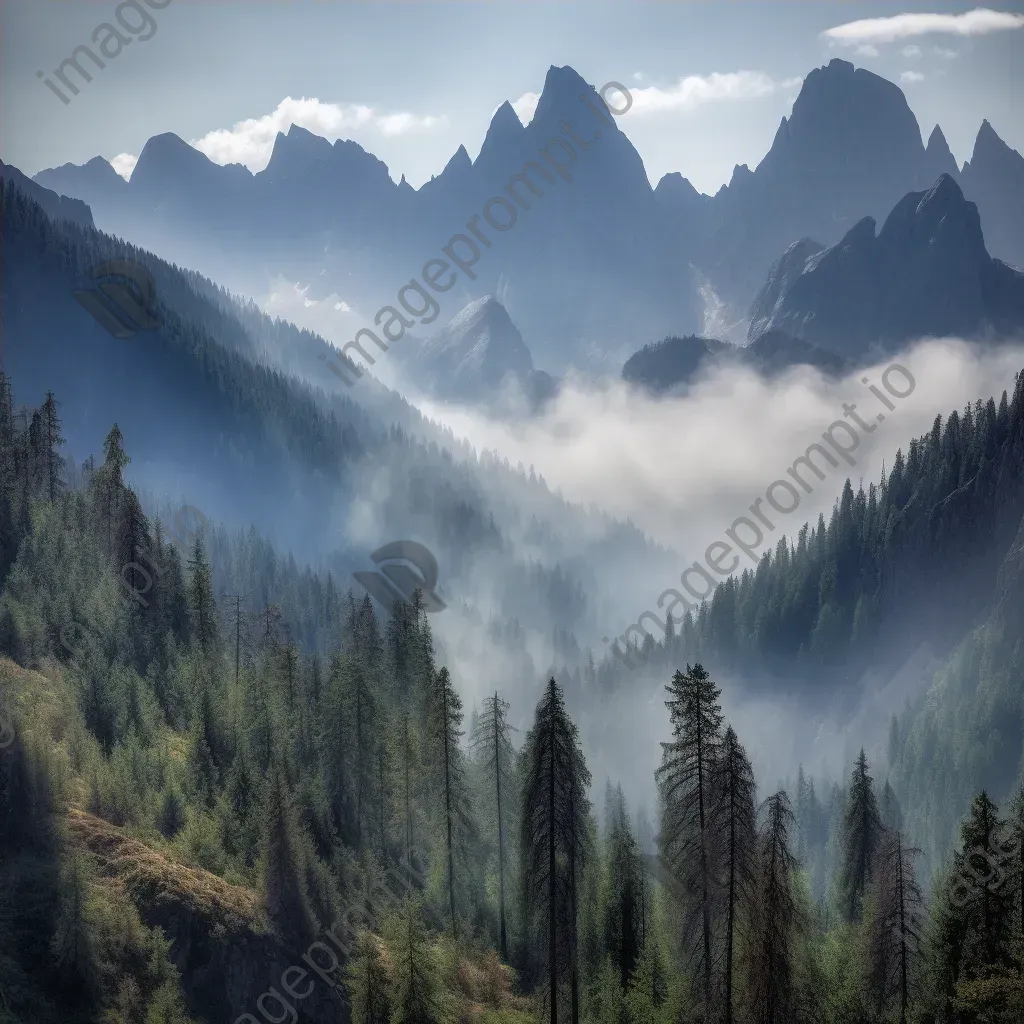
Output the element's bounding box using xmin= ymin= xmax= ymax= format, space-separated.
xmin=748 ymin=174 xmax=1024 ymax=357
xmin=27 ymin=58 xmax=1024 ymax=374
xmin=32 ymin=66 xmax=704 ymax=373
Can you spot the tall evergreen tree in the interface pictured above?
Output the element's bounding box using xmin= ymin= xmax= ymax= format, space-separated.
xmin=470 ymin=690 xmax=516 ymax=961
xmin=428 ymin=665 xmax=473 ymax=936
xmin=520 ymin=678 xmax=591 ymax=1024
xmin=840 ymin=750 xmax=884 ymax=922
xmin=602 ymin=785 xmax=643 ymax=988
xmin=187 ymin=535 xmax=218 ymax=654
xmin=746 ymin=791 xmax=801 ymax=1024
xmin=864 ymin=830 xmax=925 ymax=1024
xmin=656 ymin=663 xmax=723 ymax=1016
xmin=715 ymin=724 xmax=758 ymax=1024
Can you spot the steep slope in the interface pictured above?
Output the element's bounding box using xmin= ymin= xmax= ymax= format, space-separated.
xmin=747 ymin=174 xmax=1024 ymax=357
xmin=961 ymin=118 xmax=1024 ymax=272
xmin=1 ymin=174 xmax=672 ymax=662
xmin=691 ymin=58 xmax=942 ymax=309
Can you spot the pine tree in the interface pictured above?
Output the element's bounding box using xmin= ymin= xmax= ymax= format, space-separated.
xmin=715 ymin=725 xmax=758 ymax=1024
xmin=602 ymin=785 xmax=643 ymax=988
xmin=97 ymin=423 xmax=129 ymax=557
xmin=520 ymin=678 xmax=592 ymax=1024
xmin=40 ymin=390 xmax=65 ymax=503
xmin=655 ymin=663 xmax=723 ymax=1016
xmin=955 ymin=792 xmax=1014 ymax=974
xmin=746 ymin=791 xmax=801 ymax=1024
xmin=428 ymin=665 xmax=473 ymax=936
xmin=470 ymin=690 xmax=517 ymax=961
xmin=187 ymin=536 xmax=218 ymax=653
xmin=864 ymin=830 xmax=925 ymax=1024
xmin=840 ymin=749 xmax=884 ymax=922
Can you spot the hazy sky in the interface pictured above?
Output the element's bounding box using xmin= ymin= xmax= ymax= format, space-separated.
xmin=2 ymin=2 xmax=1022 ymax=194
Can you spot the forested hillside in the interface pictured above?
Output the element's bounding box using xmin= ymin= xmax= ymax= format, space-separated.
xmin=591 ymin=368 xmax=1024 ymax=698
xmin=0 ymin=177 xmax=672 ymax=685
xmin=2 ymin=376 xmax=1023 ymax=1022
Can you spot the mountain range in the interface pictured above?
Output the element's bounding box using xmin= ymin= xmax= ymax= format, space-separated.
xmin=30 ymin=58 xmax=1024 ymax=378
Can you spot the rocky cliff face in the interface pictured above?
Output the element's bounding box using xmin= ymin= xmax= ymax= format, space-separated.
xmin=748 ymin=174 xmax=1024 ymax=357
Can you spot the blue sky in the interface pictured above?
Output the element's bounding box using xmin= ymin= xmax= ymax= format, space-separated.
xmin=2 ymin=2 xmax=1022 ymax=194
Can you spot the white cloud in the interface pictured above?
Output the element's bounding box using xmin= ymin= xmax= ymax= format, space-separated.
xmin=900 ymin=70 xmax=926 ymax=84
xmin=189 ymin=96 xmax=447 ymax=171
xmin=855 ymin=44 xmax=881 ymax=57
xmin=823 ymin=8 xmax=1024 ymax=46
xmin=935 ymin=46 xmax=959 ymax=58
xmin=510 ymin=91 xmax=540 ymax=125
xmin=627 ymin=71 xmax=785 ymax=115
xmin=109 ymin=153 xmax=138 ymax=180
xmin=902 ymin=44 xmax=922 ymax=57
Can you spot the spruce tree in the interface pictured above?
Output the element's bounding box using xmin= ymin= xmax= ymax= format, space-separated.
xmin=40 ymin=390 xmax=65 ymax=503
xmin=864 ymin=830 xmax=925 ymax=1024
xmin=715 ymin=725 xmax=757 ymax=1024
xmin=428 ymin=665 xmax=473 ymax=936
xmin=840 ymin=749 xmax=884 ymax=922
xmin=602 ymin=786 xmax=643 ymax=988
xmin=746 ymin=791 xmax=800 ymax=1024
xmin=520 ymin=677 xmax=591 ymax=1024
xmin=470 ymin=690 xmax=517 ymax=961
xmin=187 ymin=536 xmax=218 ymax=653
xmin=655 ymin=663 xmax=723 ymax=1016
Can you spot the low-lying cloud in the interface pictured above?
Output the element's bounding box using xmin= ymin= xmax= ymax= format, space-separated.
xmin=414 ymin=338 xmax=1024 ymax=566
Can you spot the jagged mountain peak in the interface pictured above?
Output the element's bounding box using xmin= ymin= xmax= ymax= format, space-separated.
xmin=474 ymin=100 xmax=527 ymax=171
xmin=261 ymin=124 xmax=335 ymax=180
xmin=410 ymin=296 xmax=537 ymax=401
xmin=132 ymin=132 xmax=252 ymax=192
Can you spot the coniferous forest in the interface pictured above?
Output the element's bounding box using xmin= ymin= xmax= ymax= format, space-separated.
xmin=2 ymin=371 xmax=1023 ymax=1023
xmin=3 ymin=19 xmax=1024 ymax=1023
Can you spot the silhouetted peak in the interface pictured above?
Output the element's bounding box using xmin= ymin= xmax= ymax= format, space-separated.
xmin=927 ymin=124 xmax=950 ymax=155
xmin=532 ymin=64 xmax=593 ymax=125
xmin=443 ymin=144 xmax=472 ymax=175
xmin=133 ymin=132 xmax=252 ymax=191
xmin=263 ymin=124 xmax=334 ymax=179
xmin=972 ymin=118 xmax=1013 ymax=163
xmin=654 ymin=172 xmax=701 ymax=201
xmin=476 ymin=100 xmax=526 ymax=168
